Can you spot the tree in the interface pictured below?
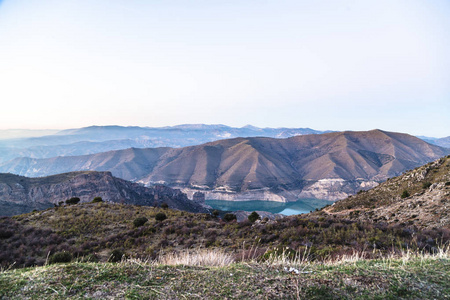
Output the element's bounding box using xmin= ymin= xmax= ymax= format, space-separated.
xmin=133 ymin=217 xmax=148 ymax=227
xmin=248 ymin=211 xmax=260 ymax=223
xmin=223 ymin=213 xmax=237 ymax=222
xmin=155 ymin=212 xmax=167 ymax=221
xmin=66 ymin=197 xmax=80 ymax=205
xmin=92 ymin=196 xmax=103 ymax=203
xmin=401 ymin=190 xmax=410 ymax=198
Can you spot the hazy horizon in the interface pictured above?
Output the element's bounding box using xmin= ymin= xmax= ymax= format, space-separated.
xmin=0 ymin=124 xmax=447 ymax=140
xmin=0 ymin=0 xmax=449 ymax=137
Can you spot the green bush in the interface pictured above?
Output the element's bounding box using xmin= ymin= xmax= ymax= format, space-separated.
xmin=161 ymin=203 xmax=169 ymax=209
xmin=66 ymin=197 xmax=80 ymax=205
xmin=92 ymin=197 xmax=103 ymax=203
xmin=155 ymin=213 xmax=167 ymax=222
xmin=0 ymin=230 xmax=13 ymax=239
xmin=248 ymin=211 xmax=260 ymax=223
xmin=49 ymin=251 xmax=72 ymax=264
xmin=108 ymin=249 xmax=125 ymax=263
xmin=400 ymin=190 xmax=410 ymax=198
xmin=133 ymin=216 xmax=148 ymax=227
xmin=212 ymin=210 xmax=220 ymax=217
xmin=422 ymin=182 xmax=432 ymax=189
xmin=223 ymin=213 xmax=237 ymax=222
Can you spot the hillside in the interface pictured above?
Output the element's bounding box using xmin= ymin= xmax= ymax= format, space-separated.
xmin=1 ymin=130 xmax=448 ymax=201
xmin=1 ymin=201 xmax=448 ymax=270
xmin=0 ymin=171 xmax=207 ymax=216
xmin=324 ymin=155 xmax=450 ymax=229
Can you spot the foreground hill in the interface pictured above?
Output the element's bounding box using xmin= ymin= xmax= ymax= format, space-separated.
xmin=0 ymin=171 xmax=207 ymax=216
xmin=325 ymin=155 xmax=450 ymax=229
xmin=1 ymin=130 xmax=448 ymax=201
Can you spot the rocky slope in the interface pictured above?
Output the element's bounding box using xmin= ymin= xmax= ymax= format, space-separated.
xmin=0 ymin=130 xmax=448 ymax=202
xmin=324 ymin=155 xmax=450 ymax=229
xmin=0 ymin=171 xmax=208 ymax=216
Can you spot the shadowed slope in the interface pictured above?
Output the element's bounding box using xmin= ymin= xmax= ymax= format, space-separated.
xmin=0 ymin=171 xmax=208 ymax=216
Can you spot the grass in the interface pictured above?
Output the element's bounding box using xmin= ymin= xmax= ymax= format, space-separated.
xmin=1 ymin=248 xmax=449 ymax=299
xmin=157 ymin=248 xmax=234 ymax=267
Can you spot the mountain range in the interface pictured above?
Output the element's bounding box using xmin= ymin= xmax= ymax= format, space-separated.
xmin=0 ymin=171 xmax=208 ymax=216
xmin=1 ymin=129 xmax=448 ymax=201
xmin=0 ymin=125 xmax=325 ymax=163
xmin=421 ymin=136 xmax=450 ymax=148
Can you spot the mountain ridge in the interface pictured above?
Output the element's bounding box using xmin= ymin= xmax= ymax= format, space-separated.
xmin=1 ymin=129 xmax=447 ymax=202
xmin=0 ymin=171 xmax=208 ymax=216
xmin=0 ymin=124 xmax=327 ymax=163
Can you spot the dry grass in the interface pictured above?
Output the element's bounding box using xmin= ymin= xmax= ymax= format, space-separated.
xmin=156 ymin=248 xmax=235 ymax=267
xmin=259 ymin=243 xmax=450 ymax=268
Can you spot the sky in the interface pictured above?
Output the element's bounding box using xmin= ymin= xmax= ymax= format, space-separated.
xmin=0 ymin=0 xmax=449 ymax=137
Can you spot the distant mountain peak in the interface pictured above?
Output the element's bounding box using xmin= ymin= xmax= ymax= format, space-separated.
xmin=241 ymin=125 xmax=261 ymax=130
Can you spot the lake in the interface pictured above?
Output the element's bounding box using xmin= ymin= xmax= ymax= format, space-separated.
xmin=205 ymin=198 xmax=330 ymax=216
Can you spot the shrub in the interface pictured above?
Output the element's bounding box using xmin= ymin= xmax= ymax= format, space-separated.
xmin=155 ymin=213 xmax=167 ymax=222
xmin=66 ymin=197 xmax=80 ymax=205
xmin=422 ymin=182 xmax=432 ymax=189
xmin=92 ymin=197 xmax=103 ymax=203
xmin=49 ymin=251 xmax=72 ymax=264
xmin=248 ymin=211 xmax=260 ymax=223
xmin=262 ymin=247 xmax=298 ymax=261
xmin=401 ymin=190 xmax=410 ymax=198
xmin=223 ymin=213 xmax=237 ymax=222
xmin=161 ymin=203 xmax=169 ymax=209
xmin=108 ymin=249 xmax=125 ymax=263
xmin=0 ymin=230 xmax=13 ymax=239
xmin=212 ymin=210 xmax=220 ymax=217
xmin=133 ymin=217 xmax=148 ymax=227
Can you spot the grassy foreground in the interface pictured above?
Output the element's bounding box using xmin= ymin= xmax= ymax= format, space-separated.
xmin=1 ymin=252 xmax=449 ymax=299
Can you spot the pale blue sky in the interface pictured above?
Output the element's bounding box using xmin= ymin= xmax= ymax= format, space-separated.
xmin=0 ymin=0 xmax=449 ymax=137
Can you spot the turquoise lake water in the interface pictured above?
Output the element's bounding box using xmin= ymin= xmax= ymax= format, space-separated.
xmin=205 ymin=199 xmax=330 ymax=216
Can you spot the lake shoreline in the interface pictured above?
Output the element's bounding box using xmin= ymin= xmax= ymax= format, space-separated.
xmin=205 ymin=198 xmax=330 ymax=216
